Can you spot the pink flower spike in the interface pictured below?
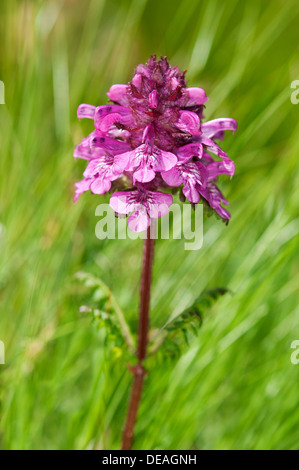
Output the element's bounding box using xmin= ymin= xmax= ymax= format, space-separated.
xmin=74 ymin=55 xmax=237 ymax=222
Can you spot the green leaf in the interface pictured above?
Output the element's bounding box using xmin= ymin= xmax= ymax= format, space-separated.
xmin=75 ymin=271 xmax=135 ymax=355
xmin=148 ymin=287 xmax=230 ymax=358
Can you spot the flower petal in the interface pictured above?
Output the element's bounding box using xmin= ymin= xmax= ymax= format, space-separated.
xmin=95 ymin=113 xmax=124 ymax=133
xmin=73 ymin=143 xmax=104 ymax=161
xmin=83 ymin=159 xmax=101 ymax=178
xmin=74 ymin=178 xmax=93 ymax=202
xmin=131 ymin=73 xmax=143 ymax=89
xmin=202 ymin=118 xmax=237 ymax=139
xmin=149 ymin=90 xmax=158 ymax=109
xmin=175 ymin=110 xmax=201 ymax=136
xmin=107 ymin=85 xmax=129 ymax=105
xmin=94 ymin=105 xmax=133 ymax=132
xmin=133 ymin=166 xmax=156 ymax=183
xmin=113 ymin=150 xmax=134 ymax=171
xmin=207 ymin=159 xmax=235 ymax=181
xmin=90 ymin=133 xmax=130 ymax=154
xmin=161 ymin=166 xmax=183 ymax=187
xmin=77 ymin=104 xmax=96 ymax=120
xmin=127 ymin=209 xmax=150 ymax=233
xmin=215 ymin=206 xmax=230 ymax=219
xmin=147 ymin=192 xmax=173 ymax=218
xmin=176 ymin=143 xmax=203 ymax=161
xmin=149 ymin=191 xmax=173 ymax=206
xmin=95 ymin=104 xmax=129 ymax=119
xmin=199 ymin=137 xmax=228 ymax=158
xmin=185 ymin=87 xmax=209 ymax=106
xmin=154 ymin=150 xmax=177 ymax=172
xmin=183 ymin=182 xmax=200 ymax=203
xmin=110 ymin=192 xmax=134 ymax=215
xmin=90 ymin=177 xmax=111 ymax=195
xmin=199 ymin=184 xmax=231 ymax=220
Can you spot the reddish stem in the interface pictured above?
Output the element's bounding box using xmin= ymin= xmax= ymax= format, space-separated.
xmin=121 ymin=227 xmax=155 ymax=450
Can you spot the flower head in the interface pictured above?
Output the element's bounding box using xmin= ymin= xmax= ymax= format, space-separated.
xmin=74 ymin=55 xmax=237 ymax=230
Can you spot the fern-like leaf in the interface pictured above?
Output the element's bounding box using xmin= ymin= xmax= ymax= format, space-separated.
xmin=148 ymin=287 xmax=229 ymax=359
xmin=75 ymin=271 xmax=135 ymax=356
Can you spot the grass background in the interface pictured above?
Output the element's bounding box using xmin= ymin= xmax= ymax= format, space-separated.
xmin=1 ymin=0 xmax=299 ymax=450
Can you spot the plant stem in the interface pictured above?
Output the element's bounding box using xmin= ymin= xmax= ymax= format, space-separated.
xmin=121 ymin=226 xmax=155 ymax=450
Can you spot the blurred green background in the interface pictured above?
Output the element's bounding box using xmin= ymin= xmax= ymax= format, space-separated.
xmin=1 ymin=0 xmax=299 ymax=450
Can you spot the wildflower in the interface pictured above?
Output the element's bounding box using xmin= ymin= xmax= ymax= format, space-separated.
xmin=74 ymin=55 xmax=237 ymax=230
